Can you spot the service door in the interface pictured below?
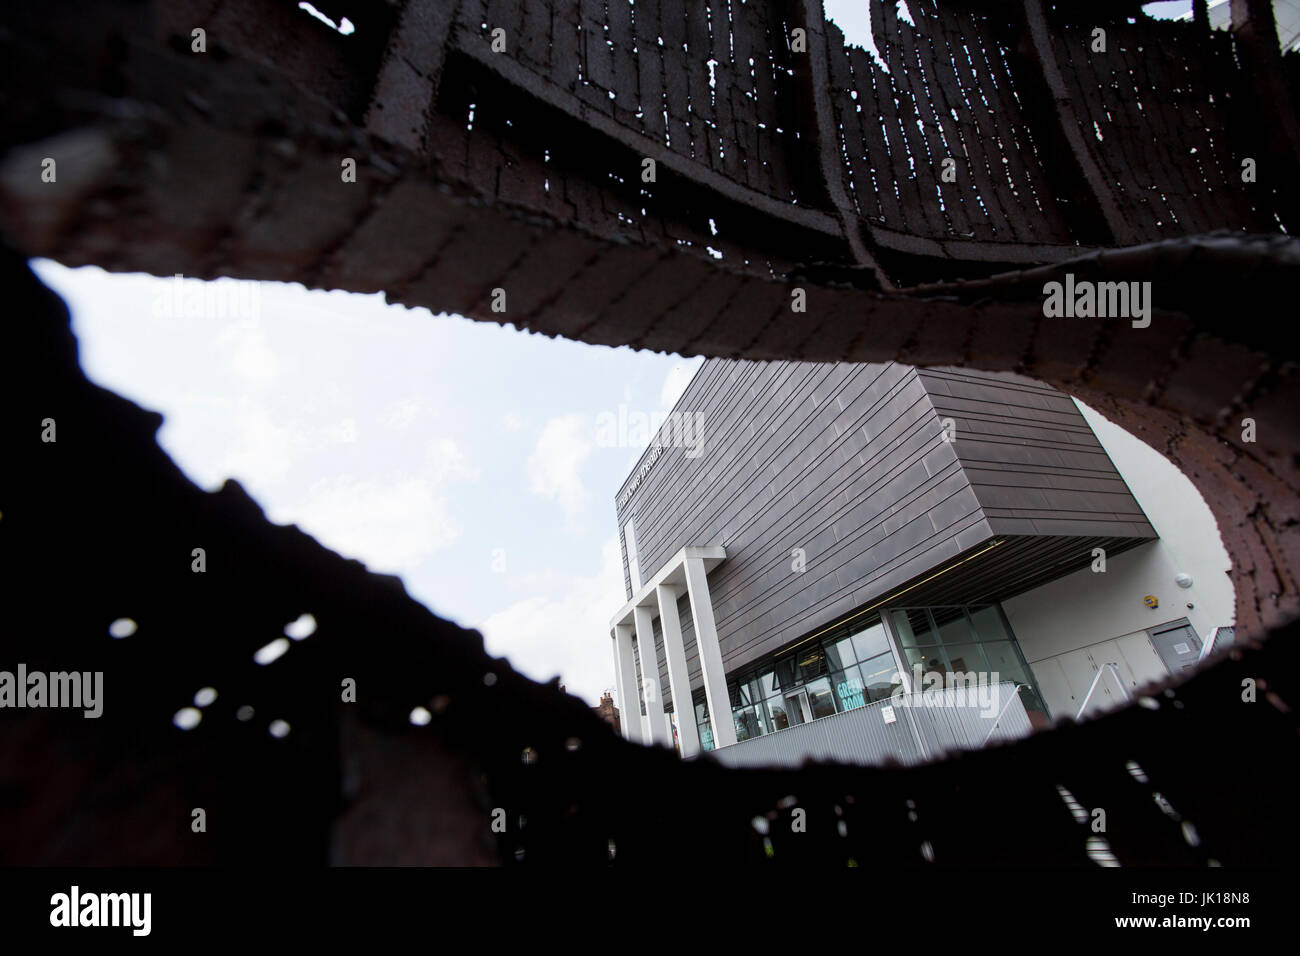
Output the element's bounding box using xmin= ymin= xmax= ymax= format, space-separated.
xmin=1147 ymin=619 xmax=1202 ymax=675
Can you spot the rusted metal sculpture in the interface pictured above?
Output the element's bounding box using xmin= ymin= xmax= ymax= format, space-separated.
xmin=0 ymin=0 xmax=1296 ymax=865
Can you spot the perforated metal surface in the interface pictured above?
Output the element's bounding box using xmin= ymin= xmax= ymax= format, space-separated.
xmin=0 ymin=0 xmax=1297 ymax=866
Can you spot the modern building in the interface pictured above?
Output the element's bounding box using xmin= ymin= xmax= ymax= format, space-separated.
xmin=606 ymin=360 xmax=1234 ymax=766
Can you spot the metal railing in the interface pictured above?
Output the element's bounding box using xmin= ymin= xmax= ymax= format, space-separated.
xmin=983 ymin=684 xmax=1033 ymax=745
xmin=1199 ymin=626 xmax=1236 ymax=662
xmin=1075 ymin=663 xmax=1131 ymax=721
xmin=707 ymin=680 xmax=1032 ymax=770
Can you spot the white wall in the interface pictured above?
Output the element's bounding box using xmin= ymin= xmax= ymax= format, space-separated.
xmin=1002 ymin=399 xmax=1235 ymax=717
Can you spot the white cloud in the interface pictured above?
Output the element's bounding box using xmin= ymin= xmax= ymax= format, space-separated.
xmin=274 ymin=470 xmax=464 ymax=573
xmin=380 ymin=398 xmax=419 ymax=430
xmin=502 ymin=410 xmax=524 ymax=432
xmin=212 ymin=396 xmax=312 ymax=487
xmin=217 ymin=321 xmax=278 ymax=388
xmin=320 ymin=416 xmax=359 ymax=443
xmin=477 ymin=537 xmax=625 ymax=706
xmin=526 ymin=415 xmax=592 ymax=528
xmin=266 ymin=437 xmax=474 ymax=574
xmin=426 ymin=437 xmax=477 ymax=481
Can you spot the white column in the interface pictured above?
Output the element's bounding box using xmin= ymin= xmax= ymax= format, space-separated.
xmin=683 ymin=556 xmax=737 ymax=749
xmin=613 ymin=624 xmax=646 ymax=743
xmin=633 ymin=604 xmax=672 ymax=747
xmin=657 ymin=583 xmax=701 ymax=758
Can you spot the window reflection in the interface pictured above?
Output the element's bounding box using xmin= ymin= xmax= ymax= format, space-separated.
xmin=932 ymin=605 xmax=974 ymax=645
xmin=734 ymin=707 xmax=762 ymax=741
xmin=825 ymin=635 xmax=857 ymax=671
xmin=695 ymin=699 xmax=714 ymax=751
xmin=765 ymin=696 xmax=790 ymax=731
xmin=969 ymin=604 xmax=1012 ymax=643
xmin=715 ymin=604 xmax=1047 ymax=744
xmin=850 ymin=622 xmax=889 ymax=662
xmin=797 ymin=647 xmax=827 ymax=683
xmin=806 ymin=677 xmax=837 ymax=719
xmin=891 ymin=608 xmax=935 ymax=649
xmin=858 ymin=651 xmax=901 ymax=702
xmin=944 ymin=643 xmax=988 ymax=675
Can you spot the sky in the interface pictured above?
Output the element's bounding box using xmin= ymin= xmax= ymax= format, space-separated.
xmin=29 ymin=1 xmax=1206 ymax=708
xmin=824 ymin=0 xmax=1197 ymax=55
xmin=34 ymin=260 xmax=700 ymax=707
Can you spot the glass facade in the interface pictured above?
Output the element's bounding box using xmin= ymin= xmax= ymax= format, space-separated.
xmin=888 ymin=605 xmax=1047 ymax=717
xmin=694 ymin=602 xmax=1047 ymax=749
xmin=695 ymin=614 xmax=905 ymax=749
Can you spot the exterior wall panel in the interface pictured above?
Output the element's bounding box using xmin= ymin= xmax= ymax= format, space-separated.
xmin=917 ymin=368 xmax=1153 ymax=537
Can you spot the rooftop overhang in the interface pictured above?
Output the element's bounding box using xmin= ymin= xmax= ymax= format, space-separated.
xmin=873 ymin=533 xmax=1155 ymax=610
xmin=609 ymin=545 xmax=726 ymax=633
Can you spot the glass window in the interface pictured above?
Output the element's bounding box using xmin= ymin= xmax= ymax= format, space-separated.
xmin=785 ymin=693 xmax=808 ymax=726
xmin=973 ymin=638 xmax=1048 ymax=716
xmin=728 ymin=681 xmax=745 ymax=708
xmin=831 ymin=667 xmax=867 ymax=712
xmin=825 ymin=635 xmax=857 ymax=671
xmin=932 ymin=606 xmax=974 ymax=645
xmin=859 ymin=651 xmax=902 ymax=702
xmin=850 ymin=620 xmax=890 ymax=662
xmin=764 ymin=695 xmax=790 ymax=731
xmin=981 ymin=640 xmax=1033 ymax=689
xmin=806 ymin=677 xmax=836 ymax=719
xmin=715 ymin=603 xmax=1045 ymax=731
xmin=891 ymin=608 xmax=936 ymax=650
xmin=944 ymin=642 xmax=989 ymax=677
xmin=796 ymin=646 xmax=827 ymax=683
xmin=911 ymin=645 xmax=948 ymax=681
xmin=695 ymin=698 xmax=714 ymax=750
xmin=698 ymin=723 xmax=715 ymax=751
xmin=897 ymin=634 xmax=943 ymax=676
xmin=1016 ymin=684 xmax=1049 ymax=718
xmin=969 ymin=604 xmax=1012 ymax=643
xmin=733 ymin=706 xmax=762 ymax=742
